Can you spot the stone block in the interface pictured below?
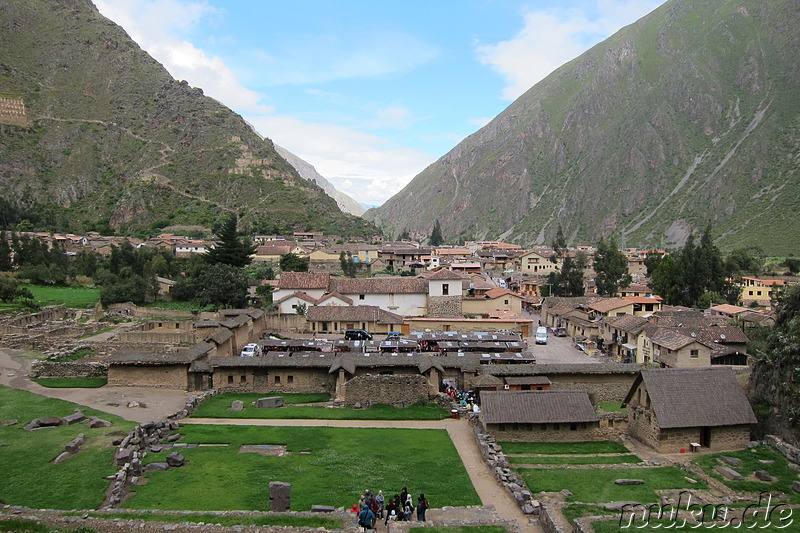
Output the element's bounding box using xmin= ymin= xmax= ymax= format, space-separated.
xmin=1 ymin=419 xmax=18 ymax=427
xmin=114 ymin=447 xmax=134 ymax=466
xmin=755 ymin=470 xmax=774 ymax=482
xmin=65 ymin=433 xmax=86 ymax=453
xmin=269 ymin=481 xmax=291 ymax=512
xmin=145 ymin=462 xmax=170 ymax=471
xmin=311 ymin=505 xmax=336 ymax=512
xmin=715 ymin=466 xmax=744 ymax=480
xmin=720 ymin=456 xmax=742 ymax=467
xmin=231 ymin=400 xmax=244 ymax=411
xmin=793 ymin=481 xmax=800 ymax=493
xmin=615 ymin=479 xmax=645 ymax=485
xmin=788 ymin=463 xmax=800 ymax=472
xmin=166 ymin=452 xmax=185 ymax=467
xmin=63 ymin=412 xmax=86 ymax=425
xmin=86 ymin=417 xmax=111 ymax=428
xmin=167 ymin=433 xmax=182 ymax=442
xmin=256 ymin=396 xmax=283 ymax=409
xmin=53 ymin=452 xmax=71 ymax=464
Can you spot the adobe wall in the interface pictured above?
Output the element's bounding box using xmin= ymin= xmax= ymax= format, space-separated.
xmin=657 ymin=425 xmax=752 ymax=454
xmin=427 ymin=295 xmax=463 ymax=318
xmin=626 ymin=405 xmax=660 ymax=450
xmin=118 ymin=331 xmax=197 ymax=344
xmin=485 ymin=421 xmax=621 ymax=443
xmin=342 ymin=374 xmax=429 ymax=406
xmin=548 ymin=373 xmax=636 ymax=402
xmin=30 ymin=361 xmax=108 ymax=378
xmin=264 ymin=313 xmax=307 ymax=333
xmin=107 ymin=303 xmax=193 ymax=319
xmin=214 ymin=367 xmax=333 ymax=394
xmin=107 ymin=365 xmax=188 ymax=389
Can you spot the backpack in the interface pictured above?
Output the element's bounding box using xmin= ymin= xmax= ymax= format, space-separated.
xmin=358 ymin=510 xmax=373 ymax=528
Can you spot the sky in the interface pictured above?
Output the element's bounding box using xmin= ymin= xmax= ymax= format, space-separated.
xmin=94 ymin=0 xmax=665 ymax=208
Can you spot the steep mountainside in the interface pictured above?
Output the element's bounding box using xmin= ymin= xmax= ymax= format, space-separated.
xmin=274 ymin=145 xmax=365 ymax=216
xmin=367 ymin=0 xmax=800 ymax=255
xmin=0 ymin=0 xmax=376 ymax=238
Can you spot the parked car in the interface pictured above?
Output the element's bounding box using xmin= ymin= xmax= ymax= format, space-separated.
xmin=344 ymin=329 xmax=373 ymax=340
xmin=240 ymin=343 xmax=260 ymax=357
xmin=386 ymin=332 xmax=401 ymax=340
xmin=551 ymin=327 xmax=568 ymax=337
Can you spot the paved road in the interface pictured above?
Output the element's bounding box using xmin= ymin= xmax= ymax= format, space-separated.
xmin=523 ymin=314 xmax=600 ymax=365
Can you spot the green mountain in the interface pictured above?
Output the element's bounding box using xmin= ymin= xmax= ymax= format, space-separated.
xmin=0 ymin=0 xmax=376 ymax=239
xmin=367 ymin=0 xmax=800 ymax=255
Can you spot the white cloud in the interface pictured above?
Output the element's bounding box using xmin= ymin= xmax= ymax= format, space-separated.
xmin=95 ymin=0 xmax=273 ymax=114
xmin=246 ymin=115 xmax=435 ymax=207
xmin=475 ymin=0 xmax=662 ymax=101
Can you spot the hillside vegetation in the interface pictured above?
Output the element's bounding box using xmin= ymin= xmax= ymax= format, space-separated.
xmin=368 ymin=0 xmax=800 ymax=254
xmin=0 ymin=0 xmax=376 ymax=238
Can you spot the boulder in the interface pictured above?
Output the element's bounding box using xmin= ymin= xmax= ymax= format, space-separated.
xmin=166 ymin=452 xmax=185 ymax=467
xmin=788 ymin=463 xmax=800 ymax=472
xmin=86 ymin=417 xmax=111 ymax=428
xmin=269 ymin=481 xmax=291 ymax=512
xmin=166 ymin=433 xmax=182 ymax=442
xmin=715 ymin=466 xmax=744 ymax=481
xmin=145 ymin=462 xmax=170 ymax=472
xmin=1 ymin=419 xmax=18 ymax=427
xmin=615 ymin=479 xmax=645 ymax=485
xmin=127 ymin=401 xmax=140 ymax=408
xmin=793 ymin=481 xmax=800 ymax=493
xmin=114 ymin=447 xmax=134 ymax=466
xmin=230 ymin=400 xmax=244 ymax=411
xmin=65 ymin=434 xmax=86 ymax=453
xmin=755 ymin=470 xmax=774 ymax=482
xmin=720 ymin=456 xmax=742 ymax=467
xmin=256 ymin=397 xmax=284 ymax=409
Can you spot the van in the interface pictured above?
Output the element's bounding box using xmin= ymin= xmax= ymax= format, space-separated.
xmin=344 ymin=329 xmax=373 ymax=340
xmin=240 ymin=343 xmax=260 ymax=357
xmin=535 ymin=326 xmax=548 ymax=345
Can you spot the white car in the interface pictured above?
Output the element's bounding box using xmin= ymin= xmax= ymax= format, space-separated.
xmin=240 ymin=343 xmax=260 ymax=357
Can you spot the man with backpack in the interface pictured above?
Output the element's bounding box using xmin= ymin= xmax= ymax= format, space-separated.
xmin=358 ymin=504 xmax=375 ymax=531
xmin=416 ymin=493 xmax=429 ymax=522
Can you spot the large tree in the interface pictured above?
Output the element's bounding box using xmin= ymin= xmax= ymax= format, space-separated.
xmin=280 ymin=253 xmax=309 ymax=272
xmin=593 ymin=236 xmax=631 ymax=297
xmin=192 ymin=263 xmax=249 ymax=308
xmin=429 ymin=220 xmax=443 ymax=246
xmin=204 ymin=214 xmax=256 ymax=268
xmin=547 ymin=225 xmax=584 ymax=297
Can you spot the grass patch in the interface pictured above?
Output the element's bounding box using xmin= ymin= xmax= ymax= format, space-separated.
xmin=67 ymin=512 xmax=342 ymax=529
xmin=499 ymin=441 xmax=629 ymax=455
xmin=596 ymin=401 xmax=626 ymax=413
xmin=191 ymin=394 xmax=448 ymax=420
xmin=32 ymin=377 xmax=108 ymax=388
xmin=128 ymin=425 xmax=479 ymax=511
xmin=562 ymin=504 xmax=615 ymax=523
xmin=80 ymin=327 xmax=115 ymax=339
xmin=410 ymin=528 xmax=508 ymax=533
xmin=507 ymin=454 xmax=641 ymax=465
xmin=0 ymin=518 xmax=99 ymax=533
xmin=140 ymin=301 xmax=201 ymax=311
xmin=45 ymin=348 xmax=97 ymax=362
xmin=23 ymin=285 xmax=100 ymax=309
xmin=692 ymin=445 xmax=800 ymax=504
xmin=0 ymin=385 xmax=134 ymax=510
xmin=516 ymin=467 xmax=707 ymax=503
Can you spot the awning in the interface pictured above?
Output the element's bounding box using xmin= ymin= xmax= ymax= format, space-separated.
xmin=622 ymin=343 xmax=637 ymax=350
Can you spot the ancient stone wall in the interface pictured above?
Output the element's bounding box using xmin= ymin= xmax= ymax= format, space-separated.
xmin=626 ymin=405 xmax=660 ymax=450
xmin=30 ymin=361 xmax=108 ymax=378
xmin=427 ymin=295 xmax=463 ymax=318
xmin=118 ymin=331 xmax=197 ymax=344
xmin=342 ymin=374 xmax=428 ymax=406
xmin=486 ymin=421 xmax=622 ymax=443
xmin=539 ymin=503 xmax=569 ymax=533
xmin=656 ymin=425 xmax=752 ymax=454
xmin=765 ymin=434 xmax=800 ymax=463
xmin=214 ymin=368 xmax=334 ymax=394
xmin=107 ymin=365 xmax=188 ymax=389
xmin=548 ymin=373 xmax=636 ymax=402
xmin=0 ymin=97 xmax=28 ymax=126
xmin=106 ymin=303 xmax=194 ymax=319
xmin=264 ymin=313 xmax=307 ymax=334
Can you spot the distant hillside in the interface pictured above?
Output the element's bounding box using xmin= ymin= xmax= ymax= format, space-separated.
xmin=367 ymin=0 xmax=800 ymax=255
xmin=0 ymin=0 xmax=377 ymax=238
xmin=274 ymin=145 xmax=365 ymax=216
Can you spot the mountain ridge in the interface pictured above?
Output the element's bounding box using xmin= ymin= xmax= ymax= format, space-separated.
xmin=366 ymin=0 xmax=800 ymax=255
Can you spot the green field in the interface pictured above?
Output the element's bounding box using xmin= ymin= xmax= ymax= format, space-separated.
xmin=23 ymin=285 xmax=100 ymax=308
xmin=0 ymin=385 xmax=133 ymax=510
xmin=31 ymin=377 xmax=108 ymax=388
xmin=128 ymin=424 xmax=478 ymax=511
xmin=499 ymin=441 xmax=629 ymax=455
xmin=507 ymin=454 xmax=641 ymax=465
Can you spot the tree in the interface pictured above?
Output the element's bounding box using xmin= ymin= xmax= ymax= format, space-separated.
xmin=0 ymin=232 xmax=11 ymax=271
xmin=294 ymin=302 xmax=307 ymax=315
xmin=204 ymin=214 xmax=256 ymax=267
xmin=429 ymin=220 xmax=443 ymax=246
xmin=255 ymin=283 xmax=275 ymax=305
xmin=339 ymin=251 xmax=357 ymax=277
xmin=191 ymin=263 xmax=249 ymax=308
xmin=280 ymin=253 xmax=309 ymax=272
xmin=397 ymin=229 xmax=410 ymax=241
xmin=593 ymin=236 xmax=632 ymax=296
xmin=546 ymin=225 xmax=584 ymax=297
xmin=726 ymin=247 xmax=764 ymax=276
xmin=782 ymin=257 xmax=800 ymax=275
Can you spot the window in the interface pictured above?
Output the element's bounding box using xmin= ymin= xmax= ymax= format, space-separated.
xmin=287 ymin=375 xmax=294 ymax=384
xmin=690 ymin=349 xmax=699 ymax=358
xmin=359 ymin=294 xmax=365 ymax=300
xmin=553 ymin=424 xmax=560 ymax=431
xmin=274 ymin=375 xmax=281 ymax=384
xmin=504 ymin=299 xmax=509 ymax=304
xmin=498 ymin=424 xmax=506 ymax=431
xmin=540 ymin=424 xmax=547 ymax=431
xmin=240 ymin=375 xmax=246 ymax=384
xmin=227 ymin=375 xmax=234 ymax=385
xmin=442 ymin=283 xmax=449 ymax=295
xmin=570 ymin=424 xmax=577 ymax=431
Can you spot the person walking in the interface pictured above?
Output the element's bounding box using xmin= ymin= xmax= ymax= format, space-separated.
xmin=416 ymin=493 xmax=429 ymax=522
xmin=375 ymin=490 xmax=385 ymax=519
xmin=358 ymin=504 xmax=375 ymax=531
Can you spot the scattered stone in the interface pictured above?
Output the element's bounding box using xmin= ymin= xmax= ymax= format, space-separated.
xmin=793 ymin=481 xmax=800 ymax=493
xmin=53 ymin=452 xmax=71 ymax=464
xmin=269 ymin=481 xmax=291 ymax=512
xmin=2 ymin=419 xmax=19 ymax=427
xmin=149 ymin=445 xmax=164 ymax=453
xmin=126 ymin=401 xmax=140 ymax=408
xmin=63 ymin=412 xmax=86 ymax=425
xmin=114 ymin=448 xmax=134 ymax=466
xmin=166 ymin=452 xmax=185 ymax=467
xmin=684 ymin=477 xmax=698 ymax=484
xmin=85 ymin=417 xmax=111 ymax=428
xmin=112 ymin=438 xmax=123 ymax=446
xmin=788 ymin=463 xmax=800 ymax=472
xmin=23 ymin=417 xmax=62 ymax=430
xmin=615 ymin=479 xmax=645 ymax=485
xmin=650 ymin=460 xmax=661 ymax=466
xmin=755 ymin=470 xmax=775 ymax=482
xmin=256 ymin=397 xmax=284 ymax=409
xmin=311 ymin=505 xmax=336 ymax=512
xmin=759 ymin=460 xmax=775 ymax=464
xmin=65 ymin=433 xmax=86 ymax=454
xmin=715 ymin=466 xmax=744 ymax=481
xmin=230 ymin=400 xmax=244 ymax=411
xmin=145 ymin=462 xmax=170 ymax=472
xmin=720 ymin=456 xmax=742 ymax=467
xmin=605 ymin=501 xmax=644 ymax=511
xmin=166 ymin=433 xmax=182 ymax=442
xmin=353 ymin=402 xmax=362 ymax=409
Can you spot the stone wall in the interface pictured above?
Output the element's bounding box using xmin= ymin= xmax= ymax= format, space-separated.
xmin=215 ymin=367 xmax=334 ymax=394
xmin=765 ymin=434 xmax=800 ymax=463
xmin=342 ymin=374 xmax=428 ymax=406
xmin=264 ymin=313 xmax=307 ymax=334
xmin=657 ymin=425 xmax=752 ymax=454
xmin=427 ymin=295 xmax=463 ymax=318
xmin=30 ymin=361 xmax=108 ymax=378
xmin=107 ymin=303 xmax=194 ymax=319
xmin=539 ymin=503 xmax=569 ymax=533
xmin=118 ymin=331 xmax=197 ymax=344
xmin=548 ymin=373 xmax=636 ymax=403
xmin=486 ymin=421 xmax=622 ymax=443
xmin=107 ymin=365 xmax=189 ymax=389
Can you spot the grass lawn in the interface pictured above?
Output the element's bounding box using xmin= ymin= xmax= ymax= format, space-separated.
xmin=499 ymin=441 xmax=629 ymax=455
xmin=516 ymin=467 xmax=707 ymax=503
xmin=562 ymin=504 xmax=615 ymax=523
xmin=596 ymin=401 xmax=626 ymax=413
xmin=67 ymin=512 xmax=342 ymax=529
xmin=507 ymin=454 xmax=641 ymax=465
xmin=410 ymin=528 xmax=508 ymax=533
xmin=23 ymin=285 xmax=100 ymax=309
xmin=128 ymin=425 xmax=479 ymax=511
xmin=191 ymin=393 xmax=448 ymax=420
xmin=692 ymin=445 xmax=800 ymax=504
xmin=0 ymin=385 xmax=134 ymax=510
xmin=0 ymin=518 xmax=99 ymax=532
xmin=31 ymin=377 xmax=108 ymax=388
